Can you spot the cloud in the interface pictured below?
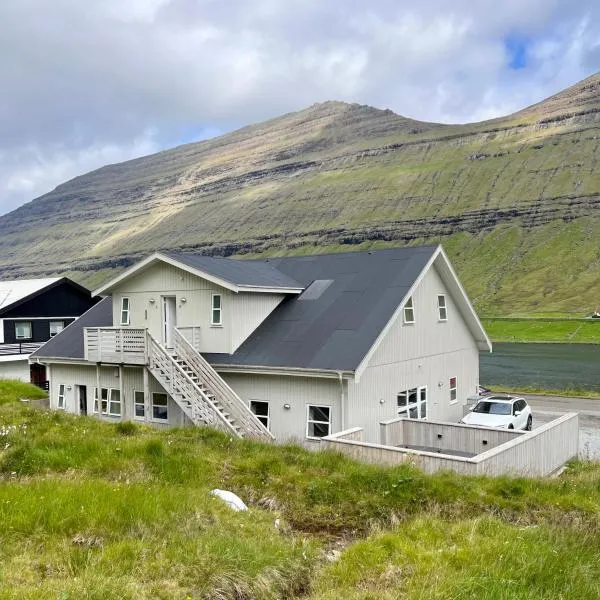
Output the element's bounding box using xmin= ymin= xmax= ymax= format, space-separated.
xmin=0 ymin=0 xmax=599 ymax=215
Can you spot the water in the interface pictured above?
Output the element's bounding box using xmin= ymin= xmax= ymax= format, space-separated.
xmin=480 ymin=343 xmax=600 ymax=393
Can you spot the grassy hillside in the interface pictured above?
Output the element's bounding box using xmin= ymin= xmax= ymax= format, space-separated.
xmin=483 ymin=317 xmax=600 ymax=343
xmin=1 ymin=74 xmax=600 ymax=315
xmin=0 ymin=381 xmax=599 ymax=598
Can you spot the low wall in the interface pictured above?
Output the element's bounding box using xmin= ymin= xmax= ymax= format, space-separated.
xmin=380 ymin=417 xmax=523 ymax=455
xmin=322 ymin=413 xmax=579 ymax=477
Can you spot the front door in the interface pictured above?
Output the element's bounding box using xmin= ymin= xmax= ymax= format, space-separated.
xmin=162 ymin=296 xmax=177 ymax=348
xmin=78 ymin=386 xmax=88 ymax=415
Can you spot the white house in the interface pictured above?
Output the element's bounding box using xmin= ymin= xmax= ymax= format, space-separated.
xmin=31 ymin=246 xmax=491 ymax=444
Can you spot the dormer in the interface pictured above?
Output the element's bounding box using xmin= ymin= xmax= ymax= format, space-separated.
xmin=92 ymin=252 xmax=304 ymax=354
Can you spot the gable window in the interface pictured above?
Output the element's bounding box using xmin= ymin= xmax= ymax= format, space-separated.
xmin=120 ymin=297 xmax=131 ymax=325
xmin=57 ymin=384 xmax=66 ymax=409
xmin=250 ymin=400 xmax=270 ymax=430
xmin=134 ymin=390 xmax=145 ymax=419
xmin=306 ymin=405 xmax=331 ymax=439
xmin=397 ymin=386 xmax=427 ymax=419
xmin=438 ymin=295 xmax=448 ymax=321
xmin=403 ymin=297 xmax=415 ymax=324
xmin=449 ymin=377 xmax=458 ymax=404
xmin=15 ymin=321 xmax=32 ymax=340
xmin=152 ymin=393 xmax=168 ymax=421
xmin=49 ymin=321 xmax=64 ymax=337
xmin=211 ymin=294 xmax=222 ymax=326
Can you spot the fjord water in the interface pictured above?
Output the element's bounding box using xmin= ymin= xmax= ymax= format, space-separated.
xmin=480 ymin=343 xmax=600 ymax=393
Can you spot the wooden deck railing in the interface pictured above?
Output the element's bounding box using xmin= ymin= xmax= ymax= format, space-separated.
xmin=84 ymin=327 xmax=147 ymax=364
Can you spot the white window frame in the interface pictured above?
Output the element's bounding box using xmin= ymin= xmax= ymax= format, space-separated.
xmin=438 ymin=295 xmax=448 ymax=322
xmin=57 ymin=384 xmax=66 ymax=409
xmin=403 ymin=297 xmax=415 ymax=324
xmin=211 ymin=293 xmax=222 ymax=326
xmin=449 ymin=376 xmax=458 ymax=404
xmin=120 ymin=297 xmax=131 ymax=325
xmin=133 ymin=390 xmax=145 ymax=420
xmin=108 ymin=389 xmax=121 ymax=416
xmin=93 ymin=387 xmax=110 ymax=415
xmin=250 ymin=400 xmax=270 ymax=430
xmin=152 ymin=392 xmax=169 ymax=422
xmin=397 ymin=386 xmax=427 ymax=420
xmin=306 ymin=404 xmax=332 ymax=439
xmin=49 ymin=320 xmax=64 ymax=337
xmin=15 ymin=321 xmax=32 ymax=339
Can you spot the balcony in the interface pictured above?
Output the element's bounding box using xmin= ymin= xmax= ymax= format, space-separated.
xmin=84 ymin=327 xmax=148 ymax=364
xmin=0 ymin=341 xmax=45 ymax=356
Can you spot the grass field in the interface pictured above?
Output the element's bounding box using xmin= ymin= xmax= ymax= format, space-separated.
xmin=0 ymin=381 xmax=599 ymax=598
xmin=482 ymin=318 xmax=600 ymax=344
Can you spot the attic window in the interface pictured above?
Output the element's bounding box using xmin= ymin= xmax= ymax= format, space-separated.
xmin=403 ymin=297 xmax=415 ymax=324
xmin=211 ymin=294 xmax=222 ymax=326
xmin=438 ymin=295 xmax=447 ymax=321
xmin=120 ymin=297 xmax=130 ymax=325
xmin=298 ymin=279 xmax=333 ymax=301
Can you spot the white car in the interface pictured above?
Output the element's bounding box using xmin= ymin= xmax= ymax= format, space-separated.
xmin=460 ymin=396 xmax=532 ymax=431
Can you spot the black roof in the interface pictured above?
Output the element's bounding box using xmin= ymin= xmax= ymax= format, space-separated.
xmin=33 ymin=246 xmax=437 ymax=371
xmin=31 ymin=297 xmax=113 ymax=360
xmin=164 ymin=252 xmax=302 ymax=289
xmin=205 ymin=246 xmax=437 ymax=371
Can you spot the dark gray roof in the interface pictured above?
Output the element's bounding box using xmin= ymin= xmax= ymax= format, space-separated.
xmin=31 ymin=297 xmax=113 ymax=359
xmin=165 ymin=252 xmax=302 ymax=289
xmin=204 ymin=246 xmax=437 ymax=371
xmin=33 ymin=246 xmax=438 ymax=371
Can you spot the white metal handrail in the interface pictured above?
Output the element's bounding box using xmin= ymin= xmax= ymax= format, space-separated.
xmin=173 ymin=328 xmax=274 ymax=440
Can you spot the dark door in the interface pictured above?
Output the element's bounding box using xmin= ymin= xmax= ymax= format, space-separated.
xmin=78 ymin=386 xmax=88 ymax=415
xmin=29 ymin=364 xmax=47 ymax=390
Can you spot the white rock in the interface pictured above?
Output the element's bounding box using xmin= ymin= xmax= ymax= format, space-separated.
xmin=210 ymin=489 xmax=248 ymax=512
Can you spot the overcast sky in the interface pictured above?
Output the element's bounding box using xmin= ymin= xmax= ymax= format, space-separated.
xmin=1 ymin=0 xmax=599 ymax=216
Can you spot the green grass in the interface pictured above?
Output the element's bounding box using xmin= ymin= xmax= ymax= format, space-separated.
xmin=0 ymin=381 xmax=599 ymax=597
xmin=0 ymin=380 xmax=48 ymax=404
xmin=482 ymin=318 xmax=600 ymax=344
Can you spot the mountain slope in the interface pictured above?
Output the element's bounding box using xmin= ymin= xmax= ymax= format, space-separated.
xmin=1 ymin=74 xmax=600 ymax=315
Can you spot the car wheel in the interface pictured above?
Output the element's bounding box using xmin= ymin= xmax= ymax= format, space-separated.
xmin=508 ymin=423 xmax=514 ymax=430
xmin=526 ymin=416 xmax=532 ymax=431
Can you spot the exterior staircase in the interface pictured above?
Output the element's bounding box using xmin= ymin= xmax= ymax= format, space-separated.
xmin=146 ymin=330 xmax=273 ymax=441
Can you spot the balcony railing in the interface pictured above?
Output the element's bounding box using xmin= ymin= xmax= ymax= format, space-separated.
xmin=84 ymin=327 xmax=147 ymax=364
xmin=0 ymin=341 xmax=45 ymax=356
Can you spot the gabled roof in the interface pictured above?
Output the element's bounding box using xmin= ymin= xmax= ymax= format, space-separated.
xmin=93 ymin=252 xmax=304 ymax=296
xmin=31 ymin=297 xmax=113 ymax=360
xmin=0 ymin=278 xmax=61 ymax=311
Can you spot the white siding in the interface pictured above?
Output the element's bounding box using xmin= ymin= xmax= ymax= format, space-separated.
xmin=0 ymin=358 xmax=30 ymax=381
xmin=109 ymin=262 xmax=284 ymax=354
xmin=348 ymin=263 xmax=480 ymax=443
xmin=221 ymin=372 xmax=341 ymax=445
xmin=47 ymin=363 xmax=186 ymax=427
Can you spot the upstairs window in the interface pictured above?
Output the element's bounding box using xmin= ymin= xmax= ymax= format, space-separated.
xmin=57 ymin=384 xmax=66 ymax=409
xmin=438 ymin=295 xmax=448 ymax=321
xmin=306 ymin=405 xmax=331 ymax=439
xmin=49 ymin=321 xmax=64 ymax=337
xmin=211 ymin=294 xmax=222 ymax=326
xmin=403 ymin=297 xmax=415 ymax=324
xmin=250 ymin=400 xmax=270 ymax=430
xmin=15 ymin=321 xmax=32 ymax=339
xmin=449 ymin=377 xmax=457 ymax=404
xmin=120 ymin=297 xmax=130 ymax=325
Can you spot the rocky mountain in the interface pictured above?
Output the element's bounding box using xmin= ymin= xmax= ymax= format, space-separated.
xmin=1 ymin=74 xmax=599 ymax=315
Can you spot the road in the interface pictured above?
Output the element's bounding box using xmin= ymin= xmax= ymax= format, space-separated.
xmin=525 ymin=394 xmax=600 ymax=460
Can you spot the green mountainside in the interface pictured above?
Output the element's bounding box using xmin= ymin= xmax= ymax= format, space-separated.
xmin=1 ymin=73 xmax=600 ymax=315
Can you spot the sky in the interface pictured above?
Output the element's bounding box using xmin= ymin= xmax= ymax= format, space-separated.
xmin=0 ymin=0 xmax=599 ymax=216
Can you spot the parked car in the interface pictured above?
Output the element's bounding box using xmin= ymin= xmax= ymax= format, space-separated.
xmin=460 ymin=395 xmax=532 ymax=431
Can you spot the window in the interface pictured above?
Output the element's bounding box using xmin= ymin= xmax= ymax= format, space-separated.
xmin=120 ymin=297 xmax=130 ymax=325
xmin=211 ymin=294 xmax=222 ymax=326
xmin=250 ymin=400 xmax=270 ymax=430
xmin=15 ymin=321 xmax=32 ymax=339
xmin=93 ymin=387 xmax=109 ymax=415
xmin=134 ymin=391 xmax=145 ymax=419
xmin=306 ymin=405 xmax=331 ymax=438
xmin=57 ymin=384 xmax=66 ymax=409
xmin=438 ymin=295 xmax=447 ymax=321
xmin=49 ymin=321 xmax=64 ymax=337
xmin=449 ymin=377 xmax=457 ymax=403
xmin=152 ymin=393 xmax=168 ymax=421
xmin=109 ymin=389 xmax=121 ymax=416
xmin=403 ymin=297 xmax=415 ymax=324
xmin=397 ymin=386 xmax=427 ymax=419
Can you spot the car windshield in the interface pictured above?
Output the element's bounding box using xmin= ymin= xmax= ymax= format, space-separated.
xmin=473 ymin=401 xmax=511 ymax=415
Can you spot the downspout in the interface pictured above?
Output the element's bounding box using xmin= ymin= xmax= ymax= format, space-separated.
xmin=337 ymin=371 xmax=345 ymax=431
